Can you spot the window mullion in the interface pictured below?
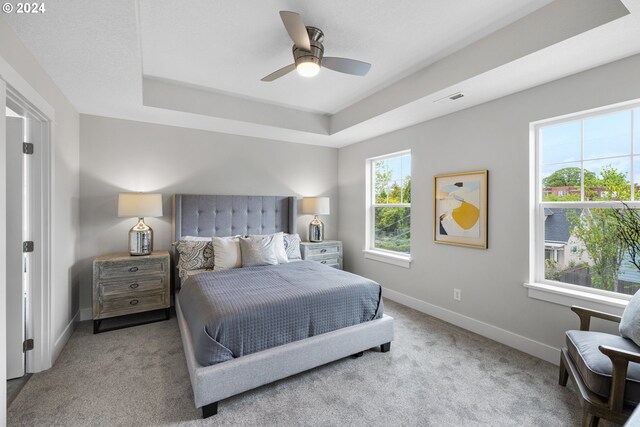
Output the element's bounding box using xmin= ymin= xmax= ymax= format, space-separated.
xmin=631 ymin=109 xmax=635 ymax=201
xmin=580 ymin=119 xmax=585 ymax=201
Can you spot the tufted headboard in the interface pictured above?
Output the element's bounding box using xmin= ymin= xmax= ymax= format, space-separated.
xmin=171 ymin=194 xmax=297 ymax=289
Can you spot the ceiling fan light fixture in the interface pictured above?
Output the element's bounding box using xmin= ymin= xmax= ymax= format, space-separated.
xmin=260 ymin=11 xmax=371 ymax=82
xmin=296 ymin=59 xmax=320 ymax=77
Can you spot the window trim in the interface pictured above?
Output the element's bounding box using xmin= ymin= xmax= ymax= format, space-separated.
xmin=365 ymin=150 xmax=412 ymax=266
xmin=528 ymin=99 xmax=640 ymax=308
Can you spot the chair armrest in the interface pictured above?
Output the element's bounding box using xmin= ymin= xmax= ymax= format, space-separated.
xmin=600 ymin=345 xmax=640 ymax=364
xmin=599 ymin=344 xmax=640 ymax=413
xmin=571 ymin=306 xmax=622 ymax=331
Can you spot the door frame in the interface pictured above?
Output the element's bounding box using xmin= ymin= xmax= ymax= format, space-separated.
xmin=1 ymin=56 xmax=54 ymax=383
xmin=6 ymin=89 xmax=52 ymax=375
xmin=1 ymin=77 xmax=7 ymax=425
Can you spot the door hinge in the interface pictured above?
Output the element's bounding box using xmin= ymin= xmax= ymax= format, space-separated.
xmin=23 ymin=142 xmax=34 ymax=155
xmin=23 ymin=241 xmax=34 ymax=253
xmin=23 ymin=339 xmax=34 ymax=352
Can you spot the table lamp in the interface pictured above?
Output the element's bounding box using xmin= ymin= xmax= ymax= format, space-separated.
xmin=302 ymin=197 xmax=330 ymax=242
xmin=118 ymin=192 xmax=163 ymax=256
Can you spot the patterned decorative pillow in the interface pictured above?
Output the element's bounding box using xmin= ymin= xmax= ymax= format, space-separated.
xmin=176 ymin=240 xmax=214 ymax=279
xmin=239 ymin=235 xmax=278 ymax=267
xmin=283 ymin=233 xmax=302 ymax=260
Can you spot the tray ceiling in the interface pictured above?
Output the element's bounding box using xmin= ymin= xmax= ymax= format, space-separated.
xmin=3 ymin=0 xmax=640 ymax=147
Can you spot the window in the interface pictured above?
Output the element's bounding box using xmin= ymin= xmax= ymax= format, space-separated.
xmin=535 ymin=104 xmax=640 ymax=298
xmin=365 ymin=151 xmax=411 ymax=264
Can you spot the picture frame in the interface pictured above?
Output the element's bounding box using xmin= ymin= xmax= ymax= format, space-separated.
xmin=433 ymin=170 xmax=488 ymax=249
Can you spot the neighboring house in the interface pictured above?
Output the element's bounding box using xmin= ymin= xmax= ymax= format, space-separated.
xmin=545 ymin=208 xmax=640 ymax=286
xmin=544 ymin=186 xmax=615 ymax=200
xmin=543 ymin=186 xmax=580 ymax=199
xmin=620 ymin=258 xmax=640 ymax=284
xmin=543 ymin=208 xmax=585 ymax=268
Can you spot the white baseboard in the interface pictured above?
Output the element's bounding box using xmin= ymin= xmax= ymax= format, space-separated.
xmin=382 ymin=287 xmax=560 ymax=365
xmin=52 ymin=311 xmax=79 ymax=365
xmin=79 ymin=307 xmax=92 ymax=321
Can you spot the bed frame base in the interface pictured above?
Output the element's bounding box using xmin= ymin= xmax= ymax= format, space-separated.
xmin=176 ymin=294 xmax=394 ymax=418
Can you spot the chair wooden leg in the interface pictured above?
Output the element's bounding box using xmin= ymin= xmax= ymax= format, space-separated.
xmin=582 ymin=410 xmax=599 ymax=427
xmin=559 ymin=356 xmax=569 ymax=386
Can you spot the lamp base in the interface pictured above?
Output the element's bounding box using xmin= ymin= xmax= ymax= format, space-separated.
xmin=129 ymin=218 xmax=153 ymax=256
xmin=309 ymin=215 xmax=324 ymax=242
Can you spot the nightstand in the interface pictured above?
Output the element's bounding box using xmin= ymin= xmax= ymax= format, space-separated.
xmin=92 ymin=251 xmax=170 ymax=334
xmin=300 ymin=240 xmax=343 ymax=270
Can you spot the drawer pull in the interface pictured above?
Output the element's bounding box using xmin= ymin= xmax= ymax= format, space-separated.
xmin=320 ymin=249 xmax=327 ymax=253
xmin=129 ymin=299 xmax=139 ymax=305
xmin=129 ymin=283 xmax=139 ymax=289
xmin=321 ymin=260 xmax=327 ymax=264
xmin=129 ymin=266 xmax=139 ymax=273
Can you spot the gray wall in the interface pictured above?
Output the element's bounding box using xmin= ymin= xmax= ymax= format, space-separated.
xmin=338 ymin=54 xmax=640 ymax=357
xmin=79 ymin=115 xmax=338 ymax=314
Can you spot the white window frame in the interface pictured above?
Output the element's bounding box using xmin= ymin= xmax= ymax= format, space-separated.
xmin=364 ymin=150 xmax=412 ymax=268
xmin=526 ymin=99 xmax=640 ymax=314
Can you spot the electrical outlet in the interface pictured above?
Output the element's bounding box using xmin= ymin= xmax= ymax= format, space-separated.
xmin=453 ymin=288 xmax=461 ymax=301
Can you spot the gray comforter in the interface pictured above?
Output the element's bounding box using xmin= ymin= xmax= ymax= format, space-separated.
xmin=178 ymin=261 xmax=383 ymax=366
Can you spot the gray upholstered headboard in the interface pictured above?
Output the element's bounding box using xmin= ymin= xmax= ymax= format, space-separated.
xmin=171 ymin=194 xmax=297 ymax=289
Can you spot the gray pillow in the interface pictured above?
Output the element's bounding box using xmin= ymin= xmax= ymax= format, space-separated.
xmin=239 ymin=235 xmax=278 ymax=267
xmin=283 ymin=233 xmax=302 ymax=260
xmin=620 ymin=290 xmax=640 ymax=346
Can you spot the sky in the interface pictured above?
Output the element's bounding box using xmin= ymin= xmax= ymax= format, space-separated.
xmin=375 ymin=154 xmax=411 ymax=202
xmin=540 ymin=107 xmax=639 ymax=197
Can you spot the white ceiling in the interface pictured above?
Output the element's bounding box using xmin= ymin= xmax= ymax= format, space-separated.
xmin=138 ymin=0 xmax=552 ymax=114
xmin=3 ymin=0 xmax=640 ymax=147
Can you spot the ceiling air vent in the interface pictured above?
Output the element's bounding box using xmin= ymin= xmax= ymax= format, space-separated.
xmin=433 ymin=91 xmax=465 ymax=103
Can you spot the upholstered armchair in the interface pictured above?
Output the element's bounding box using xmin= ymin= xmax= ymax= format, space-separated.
xmin=559 ymin=305 xmax=640 ymax=426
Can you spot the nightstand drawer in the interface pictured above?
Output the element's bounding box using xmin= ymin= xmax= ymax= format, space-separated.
xmin=99 ymin=293 xmax=168 ymax=318
xmin=300 ymin=241 xmax=343 ymax=270
xmin=316 ymin=257 xmax=340 ymax=267
xmin=98 ymin=259 xmax=166 ymax=279
xmin=99 ymin=276 xmax=167 ymax=300
xmin=306 ymin=245 xmax=341 ymax=257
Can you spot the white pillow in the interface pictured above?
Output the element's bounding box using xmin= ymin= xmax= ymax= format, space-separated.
xmin=239 ymin=235 xmax=278 ymax=267
xmin=182 ymin=235 xmax=211 ymax=241
xmin=273 ymin=231 xmax=289 ymax=264
xmin=212 ymin=236 xmax=242 ymax=271
xmin=271 ymin=232 xmax=289 ymax=264
xmin=235 ymin=233 xmax=288 ymax=264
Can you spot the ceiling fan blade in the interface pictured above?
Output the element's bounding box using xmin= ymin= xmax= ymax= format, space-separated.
xmin=261 ymin=63 xmax=296 ymax=82
xmin=279 ymin=11 xmax=311 ymax=51
xmin=322 ymin=57 xmax=371 ymax=76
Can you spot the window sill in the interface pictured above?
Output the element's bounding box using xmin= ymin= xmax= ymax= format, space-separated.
xmin=363 ymin=249 xmax=411 ymax=268
xmin=524 ymin=282 xmax=628 ymax=316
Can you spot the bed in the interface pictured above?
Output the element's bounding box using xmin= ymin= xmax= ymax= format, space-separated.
xmin=172 ymin=194 xmax=394 ymax=418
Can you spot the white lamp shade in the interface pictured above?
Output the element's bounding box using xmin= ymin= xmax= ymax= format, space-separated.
xmin=302 ymin=197 xmax=330 ymax=215
xmin=118 ymin=193 xmax=163 ymax=218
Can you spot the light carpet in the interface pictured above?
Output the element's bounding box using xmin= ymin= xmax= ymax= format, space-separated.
xmin=8 ymin=300 xmax=593 ymax=426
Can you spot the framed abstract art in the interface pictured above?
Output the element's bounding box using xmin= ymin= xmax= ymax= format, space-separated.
xmin=433 ymin=170 xmax=488 ymax=249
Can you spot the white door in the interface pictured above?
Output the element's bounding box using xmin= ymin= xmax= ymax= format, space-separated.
xmin=6 ymin=116 xmax=26 ymax=379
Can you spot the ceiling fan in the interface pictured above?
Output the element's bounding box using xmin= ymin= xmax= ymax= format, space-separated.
xmin=261 ymin=11 xmax=372 ymax=82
